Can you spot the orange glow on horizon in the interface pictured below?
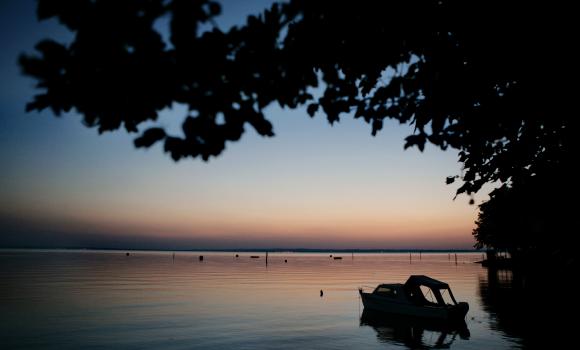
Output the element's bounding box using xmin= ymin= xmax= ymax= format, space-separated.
xmin=2 ymin=196 xmax=477 ymax=248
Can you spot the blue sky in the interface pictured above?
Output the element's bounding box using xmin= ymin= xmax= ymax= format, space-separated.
xmin=0 ymin=0 xmax=487 ymax=250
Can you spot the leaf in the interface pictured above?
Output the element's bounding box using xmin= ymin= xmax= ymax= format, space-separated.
xmin=404 ymin=134 xmax=426 ymax=152
xmin=134 ymin=128 xmax=166 ymax=148
xmin=248 ymin=112 xmax=274 ymax=137
xmin=371 ymin=119 xmax=383 ymax=136
xmin=307 ymin=103 xmax=319 ymax=117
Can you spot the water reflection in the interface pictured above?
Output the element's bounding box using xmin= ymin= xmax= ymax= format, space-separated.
xmin=0 ymin=251 xmax=519 ymax=349
xmin=478 ymin=268 xmax=525 ymax=339
xmin=360 ymin=309 xmax=470 ymax=349
xmin=478 ymin=267 xmax=574 ymax=348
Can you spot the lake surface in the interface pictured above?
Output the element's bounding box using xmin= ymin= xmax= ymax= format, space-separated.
xmin=1 ymin=251 xmax=526 ymax=349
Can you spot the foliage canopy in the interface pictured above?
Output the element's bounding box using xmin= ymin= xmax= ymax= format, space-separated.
xmin=21 ymin=0 xmax=573 ymax=252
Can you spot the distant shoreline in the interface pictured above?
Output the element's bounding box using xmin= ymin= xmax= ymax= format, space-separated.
xmin=0 ymin=247 xmax=480 ymax=253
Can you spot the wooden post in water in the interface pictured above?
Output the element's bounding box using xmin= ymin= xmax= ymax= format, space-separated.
xmin=409 ymin=252 xmax=412 ymax=264
xmin=266 ymin=251 xmax=268 ymax=266
xmin=352 ymin=252 xmax=354 ymax=260
xmin=454 ymin=253 xmax=457 ymax=265
xmin=419 ymin=251 xmax=422 ymax=260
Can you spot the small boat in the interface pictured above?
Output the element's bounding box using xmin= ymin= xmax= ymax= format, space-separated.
xmin=359 ymin=275 xmax=469 ymax=321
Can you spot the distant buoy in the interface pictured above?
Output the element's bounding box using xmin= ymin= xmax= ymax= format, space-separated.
xmin=329 ymin=254 xmax=333 ymax=257
xmin=285 ymin=259 xmax=287 ymax=263
xmin=126 ymin=252 xmax=130 ymax=256
xmin=199 ymin=255 xmax=204 ymax=261
xmin=235 ymin=254 xmax=239 ymax=258
xmin=320 ymin=290 xmax=324 ymax=297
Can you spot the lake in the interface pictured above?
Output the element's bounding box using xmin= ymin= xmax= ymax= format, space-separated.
xmin=1 ymin=250 xmax=527 ymax=349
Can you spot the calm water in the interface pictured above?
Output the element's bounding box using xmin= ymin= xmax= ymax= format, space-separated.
xmin=1 ymin=251 xmax=525 ymax=349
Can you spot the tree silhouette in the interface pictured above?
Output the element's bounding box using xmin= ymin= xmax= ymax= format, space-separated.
xmin=473 ymin=160 xmax=575 ymax=266
xmin=20 ymin=0 xmax=574 ymax=257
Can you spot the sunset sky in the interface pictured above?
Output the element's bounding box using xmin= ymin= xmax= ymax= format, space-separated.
xmin=0 ymin=1 xmax=489 ymax=250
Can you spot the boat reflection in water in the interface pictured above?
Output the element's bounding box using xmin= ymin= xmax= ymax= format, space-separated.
xmin=360 ymin=309 xmax=470 ymax=349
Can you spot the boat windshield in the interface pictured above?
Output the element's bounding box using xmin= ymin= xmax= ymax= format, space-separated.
xmin=403 ymin=276 xmax=459 ymax=307
xmin=375 ymin=286 xmax=398 ymax=298
xmin=419 ymin=286 xmax=437 ymax=304
xmin=409 ymin=285 xmax=457 ymax=307
xmin=440 ymin=288 xmax=456 ymax=306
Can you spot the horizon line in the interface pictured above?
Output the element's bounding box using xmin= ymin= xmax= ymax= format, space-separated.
xmin=0 ymin=246 xmax=483 ymax=253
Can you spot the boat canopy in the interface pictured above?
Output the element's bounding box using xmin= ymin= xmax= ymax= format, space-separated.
xmin=405 ymin=275 xmax=449 ymax=289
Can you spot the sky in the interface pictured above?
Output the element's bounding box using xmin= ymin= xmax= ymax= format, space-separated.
xmin=0 ymin=0 xmax=489 ymax=250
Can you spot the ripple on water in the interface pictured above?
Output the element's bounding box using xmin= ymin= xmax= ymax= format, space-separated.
xmin=1 ymin=251 xmax=521 ymax=349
